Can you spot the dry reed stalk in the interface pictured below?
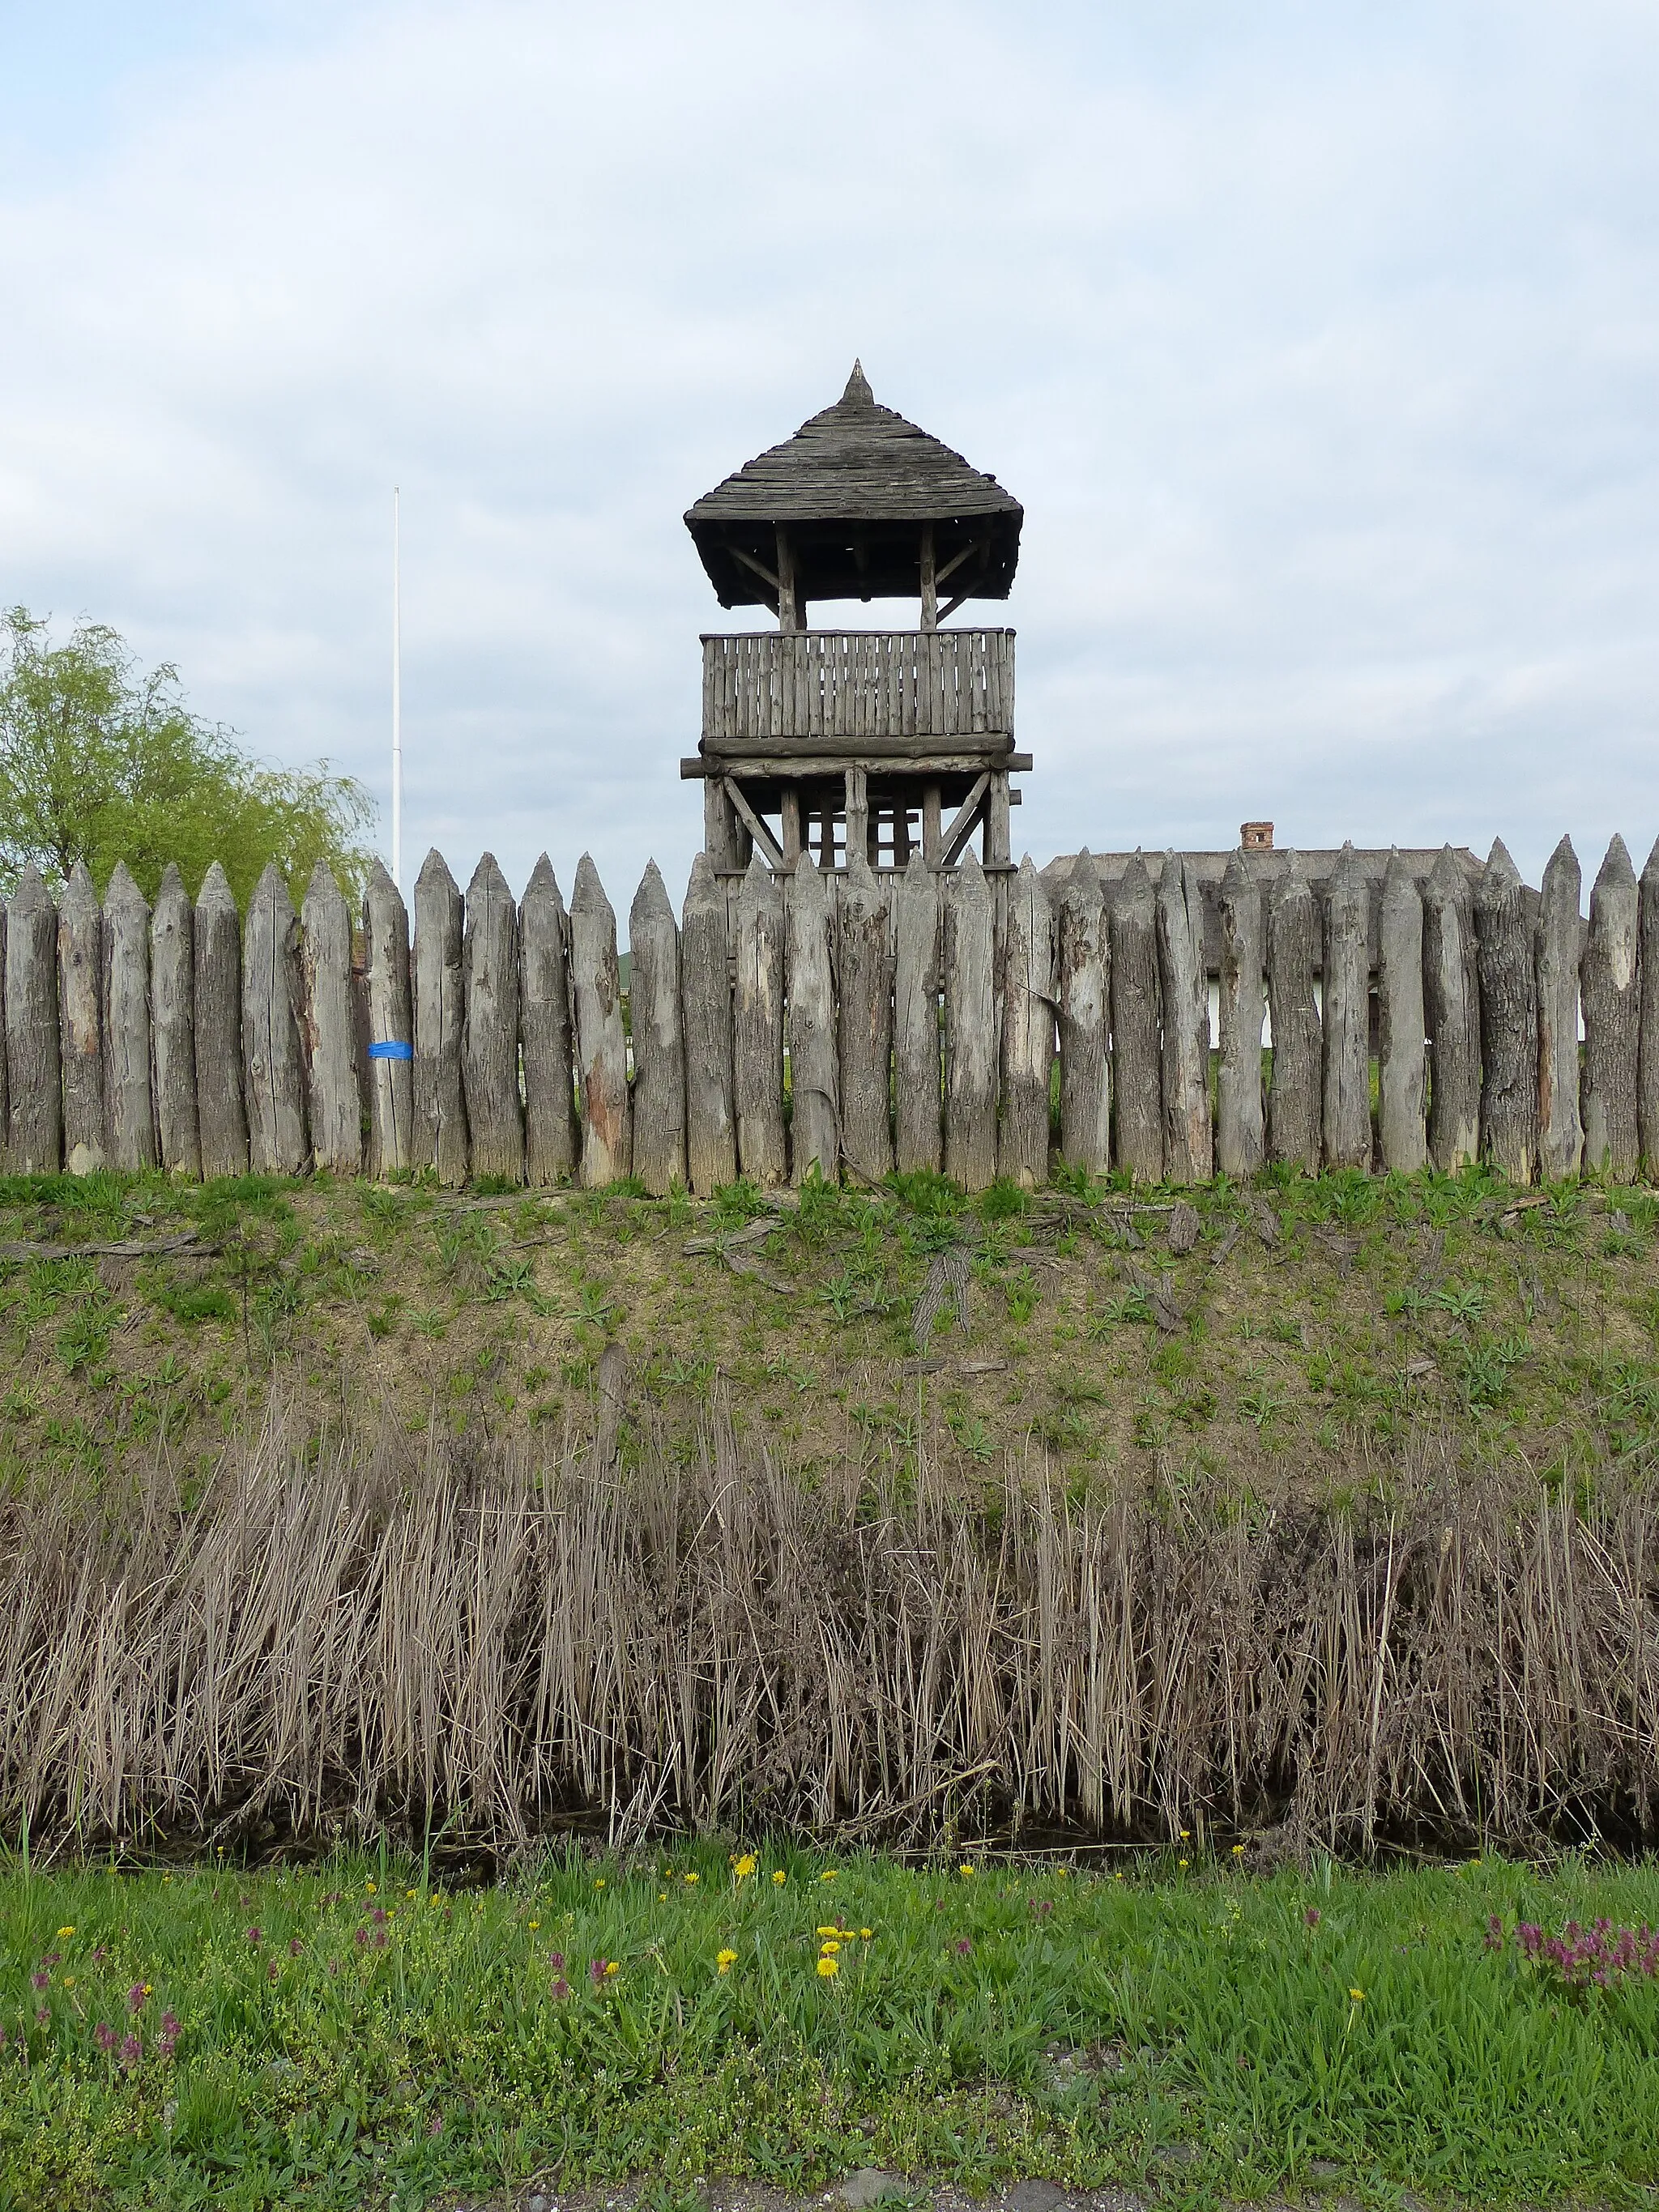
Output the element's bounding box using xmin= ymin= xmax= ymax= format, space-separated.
xmin=1 ymin=1406 xmax=1656 ymax=1859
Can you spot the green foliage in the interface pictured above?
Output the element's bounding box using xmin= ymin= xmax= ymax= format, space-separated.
xmin=0 ymin=608 xmax=374 ymax=906
xmin=4 ymin=1850 xmax=1659 ymax=2208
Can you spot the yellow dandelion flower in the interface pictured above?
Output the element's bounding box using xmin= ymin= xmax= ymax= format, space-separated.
xmin=62 ymin=1977 xmax=75 ymax=1988
xmin=771 ymin=1871 xmax=787 ymax=1885
xmin=407 ymin=1888 xmax=419 ymax=1899
xmin=658 ymin=1893 xmax=667 ymax=1902
xmin=816 ymin=1954 xmax=838 ymax=1978
xmin=958 ymin=1864 xmax=975 ymax=1878
xmin=1179 ymin=1859 xmax=1189 ymax=1869
xmin=717 ymin=1949 xmax=738 ymax=1972
xmin=1055 ymin=1869 xmax=1068 ymax=1879
xmin=859 ymin=1927 xmax=873 ymax=1940
xmin=1349 ymin=1987 xmax=1365 ymax=2003
xmin=820 ymin=1939 xmax=842 ymax=1954
xmin=595 ymin=1877 xmax=605 ymax=1889
xmin=528 ymin=1920 xmax=539 ymax=1932
xmin=1114 ymin=1871 xmax=1124 ymax=1881
xmin=816 ymin=1925 xmax=840 ymax=1937
xmin=819 ymin=1870 xmax=838 ymax=1882
xmin=684 ymin=1873 xmax=699 ymax=1886
xmin=1231 ymin=1845 xmax=1246 ymax=1857
xmin=1179 ymin=1830 xmax=1190 ymax=1840
xmin=604 ymin=1960 xmax=620 ymax=1977
xmin=733 ymin=1854 xmax=757 ymax=1879
xmin=56 ymin=1927 xmax=74 ymax=1938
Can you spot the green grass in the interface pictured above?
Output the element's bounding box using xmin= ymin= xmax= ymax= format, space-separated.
xmin=3 ymin=1846 xmax=1658 ymax=2208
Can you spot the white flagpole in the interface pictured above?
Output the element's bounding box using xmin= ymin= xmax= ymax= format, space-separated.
xmin=391 ymin=487 xmax=403 ymax=893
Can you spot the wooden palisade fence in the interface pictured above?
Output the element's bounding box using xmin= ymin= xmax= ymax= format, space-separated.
xmin=2 ymin=835 xmax=1657 ymax=1193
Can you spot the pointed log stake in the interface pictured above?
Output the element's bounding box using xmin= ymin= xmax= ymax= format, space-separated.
xmin=363 ymin=859 xmax=415 ymax=1179
xmin=519 ymin=855 xmax=578 ymax=1188
xmin=1581 ymin=833 xmax=1640 ymax=1179
xmin=1641 ymin=838 xmax=1659 ymax=1178
xmin=1475 ymin=837 xmax=1537 ymax=1185
xmin=242 ymin=863 xmax=307 ymax=1174
xmin=460 ymin=853 xmax=524 ymax=1184
xmin=299 ymin=861 xmax=362 ymax=1177
xmin=1110 ymin=852 xmax=1162 ymax=1183
xmin=943 ymin=851 xmax=997 ymax=1191
xmin=1321 ymin=842 xmax=1371 ymax=1172
xmin=999 ymin=855 xmax=1055 ymax=1187
xmin=1376 ymin=850 xmax=1427 ymax=1173
xmin=194 ymin=862 xmax=248 ymax=1178
xmin=838 ymin=851 xmax=894 ymax=1183
xmin=1215 ymin=847 xmax=1264 ymax=1180
xmin=570 ymin=854 xmax=630 ymax=1187
xmin=1533 ymin=834 xmax=1584 ymax=1183
xmin=6 ymin=867 xmax=60 ymax=1174
xmin=58 ymin=860 xmax=105 ymax=1175
xmin=734 ymin=854 xmax=786 ymax=1185
xmin=787 ymin=852 xmax=839 ymax=1183
xmin=1157 ymin=850 xmax=1212 ymax=1184
xmin=414 ymin=850 xmax=467 ymax=1187
xmin=1057 ymin=851 xmax=1111 ymax=1177
xmin=102 ymin=863 xmax=157 ymax=1173
xmin=151 ymin=863 xmax=200 ymax=1178
xmin=628 ymin=860 xmax=685 ymax=1196
xmin=1266 ymin=854 xmax=1321 ymax=1174
xmin=893 ymin=851 xmax=941 ymax=1176
xmin=681 ymin=853 xmax=736 ymax=1196
xmin=1422 ymin=845 xmax=1479 ymax=1173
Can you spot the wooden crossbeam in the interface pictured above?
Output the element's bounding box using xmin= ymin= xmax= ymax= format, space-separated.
xmin=937 ymin=543 xmax=993 ymax=624
xmin=940 ymin=771 xmax=991 ymax=866
xmin=728 ymin=545 xmax=783 ymax=594
xmin=934 ymin=535 xmax=989 ymax=589
xmin=722 ymin=778 xmax=785 ymax=870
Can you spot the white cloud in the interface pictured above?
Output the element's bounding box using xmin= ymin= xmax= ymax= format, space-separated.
xmin=2 ymin=0 xmax=1657 ymax=911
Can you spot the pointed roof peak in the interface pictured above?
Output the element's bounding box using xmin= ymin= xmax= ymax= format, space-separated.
xmin=841 ymin=359 xmax=874 ymax=411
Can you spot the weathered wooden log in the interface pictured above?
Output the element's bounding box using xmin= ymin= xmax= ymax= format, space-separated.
xmin=734 ymin=854 xmax=786 ymax=1185
xmin=58 ymin=860 xmax=104 ymax=1175
xmin=570 ymin=854 xmax=630 ymax=1187
xmin=1581 ymin=833 xmax=1640 ymax=1179
xmin=1422 ymin=845 xmax=1479 ymax=1174
xmin=681 ymin=852 xmax=736 ymax=1196
xmin=998 ymin=855 xmax=1054 ymax=1188
xmin=414 ymin=849 xmax=467 ymax=1187
xmin=1534 ymin=834 xmax=1583 ymax=1183
xmin=1265 ymin=855 xmax=1321 ymax=1174
xmin=458 ymin=854 xmax=523 ymax=1185
xmin=363 ymin=859 xmax=415 ymax=1179
xmin=7 ymin=867 xmax=60 ymax=1174
xmin=300 ymin=861 xmax=362 ymax=1178
xmin=1215 ymin=847 xmax=1264 ymax=1180
xmin=627 ymin=860 xmax=685 ymax=1196
xmin=943 ymin=851 xmax=997 ymax=1191
xmin=1640 ymin=837 xmax=1659 ymax=1178
xmin=151 ymin=864 xmax=200 ymax=1178
xmin=787 ymin=853 xmax=839 ymax=1183
xmin=242 ymin=863 xmax=308 ymax=1175
xmin=837 ymin=851 xmax=893 ymax=1183
xmin=102 ymin=863 xmax=158 ymax=1173
xmin=893 ymin=851 xmax=941 ymax=1176
xmin=518 ymin=855 xmax=578 ymax=1188
xmin=1475 ymin=837 xmax=1537 ymax=1185
xmin=1321 ymin=842 xmax=1371 ymax=1172
xmin=1157 ymin=851 xmax=1211 ymax=1184
xmin=1376 ymin=850 xmax=1427 ymax=1173
xmin=0 ymin=906 xmax=9 ymax=1167
xmin=1110 ymin=852 xmax=1162 ymax=1183
xmin=1057 ymin=851 xmax=1111 ymax=1177
xmin=194 ymin=862 xmax=249 ymax=1179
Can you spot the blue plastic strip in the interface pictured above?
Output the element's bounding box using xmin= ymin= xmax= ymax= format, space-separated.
xmin=368 ymin=1041 xmax=413 ymax=1061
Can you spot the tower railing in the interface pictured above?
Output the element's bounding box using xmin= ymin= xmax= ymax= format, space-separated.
xmin=700 ymin=629 xmax=1014 ymax=750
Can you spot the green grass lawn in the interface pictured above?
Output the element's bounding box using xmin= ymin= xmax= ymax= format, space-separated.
xmin=3 ymin=1845 xmax=1657 ymax=2210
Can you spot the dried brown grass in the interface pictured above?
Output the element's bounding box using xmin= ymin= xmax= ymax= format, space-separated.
xmin=2 ymin=1403 xmax=1656 ymax=1859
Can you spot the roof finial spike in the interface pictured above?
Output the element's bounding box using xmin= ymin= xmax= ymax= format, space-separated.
xmin=842 ymin=359 xmax=874 ymax=410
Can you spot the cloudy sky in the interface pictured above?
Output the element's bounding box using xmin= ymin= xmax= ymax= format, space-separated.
xmin=3 ymin=1 xmax=1657 ymax=910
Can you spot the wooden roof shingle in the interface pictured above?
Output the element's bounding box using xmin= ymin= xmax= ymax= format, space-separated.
xmin=686 ymin=364 xmax=1023 ymax=610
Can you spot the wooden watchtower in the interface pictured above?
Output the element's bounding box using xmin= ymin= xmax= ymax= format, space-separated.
xmin=681 ymin=364 xmax=1029 ymax=876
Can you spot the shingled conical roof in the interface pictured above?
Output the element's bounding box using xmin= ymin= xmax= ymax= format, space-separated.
xmin=686 ymin=364 xmax=1022 ymax=612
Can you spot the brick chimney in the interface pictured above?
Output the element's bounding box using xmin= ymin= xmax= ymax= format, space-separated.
xmin=1240 ymin=821 xmax=1274 ymax=851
